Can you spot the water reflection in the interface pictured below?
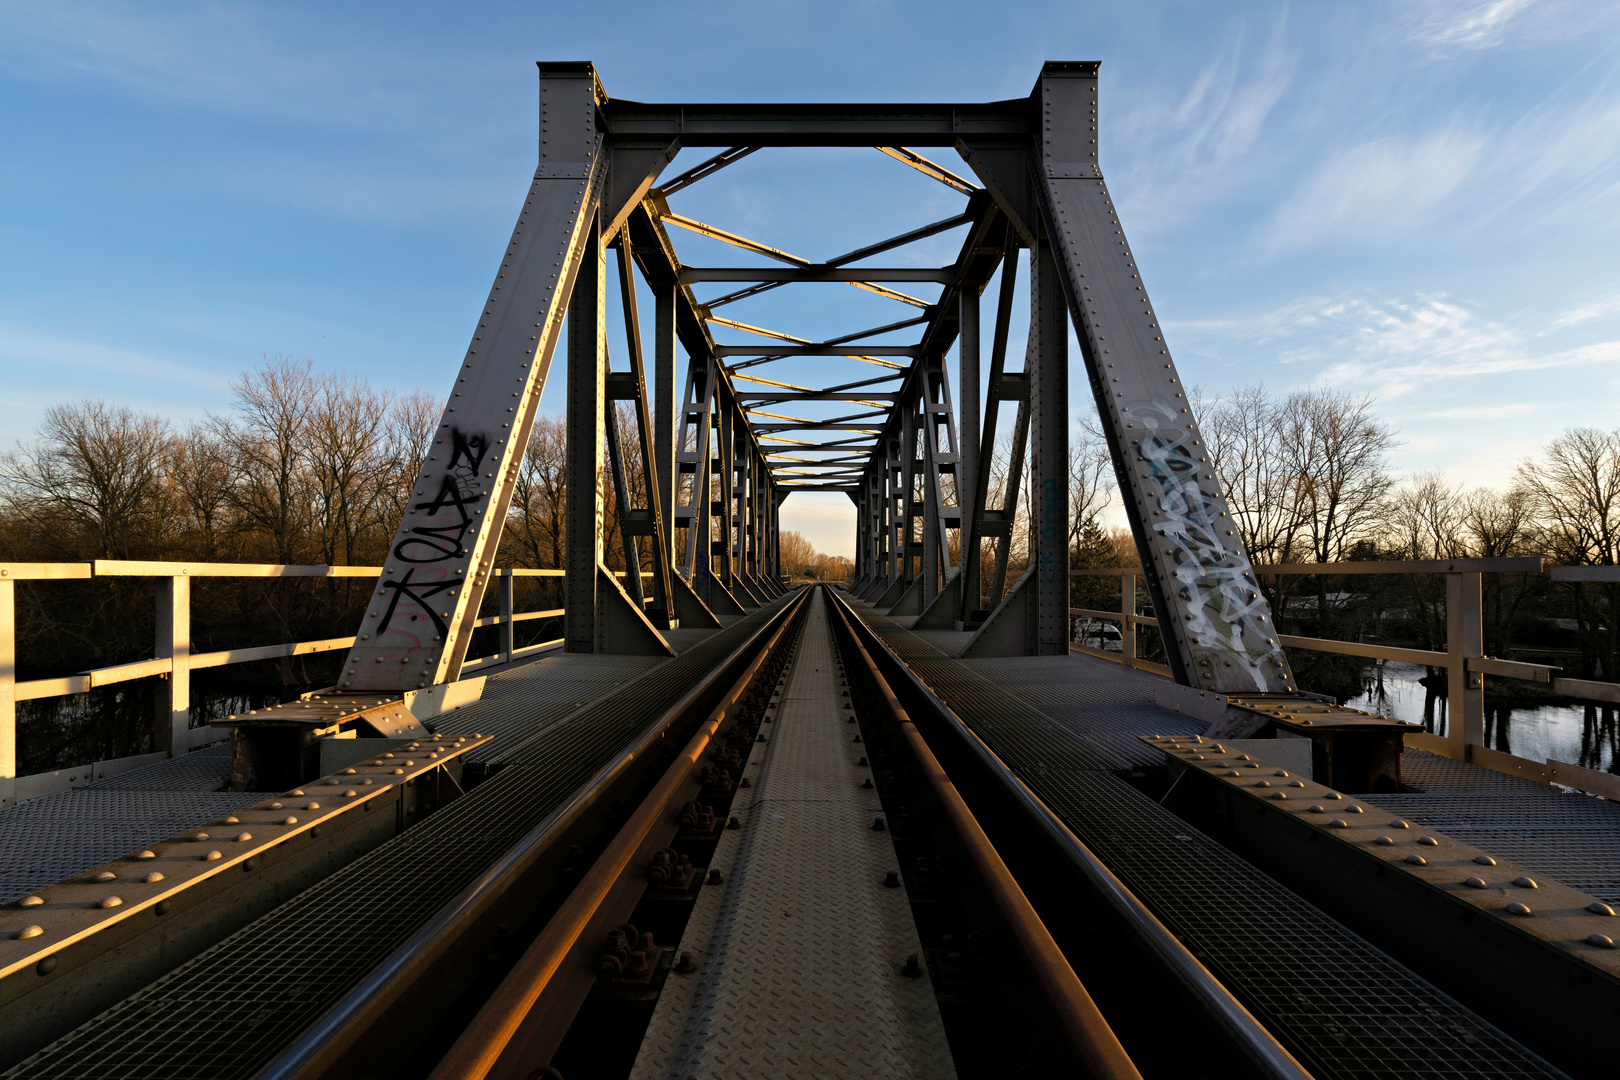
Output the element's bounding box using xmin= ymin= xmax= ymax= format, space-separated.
xmin=1342 ymin=661 xmax=1619 ymax=774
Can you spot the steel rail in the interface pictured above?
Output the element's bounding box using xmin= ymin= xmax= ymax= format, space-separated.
xmin=827 ymin=589 xmax=1317 ymax=1080
xmin=428 ymin=588 xmax=811 ymax=1080
xmin=250 ymin=592 xmax=808 ymax=1080
xmin=826 ymin=596 xmax=1143 ymax=1080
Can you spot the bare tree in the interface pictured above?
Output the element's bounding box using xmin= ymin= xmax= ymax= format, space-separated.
xmin=1517 ymin=428 xmax=1620 ymax=567
xmin=0 ymin=400 xmax=173 ymax=559
xmin=506 ymin=415 xmax=568 ymax=569
xmin=1069 ymin=420 xmax=1114 ymax=564
xmin=1517 ymin=427 xmax=1620 ymax=680
xmin=377 ymin=389 xmax=441 ymax=532
xmin=1389 ymin=471 xmax=1469 ymax=560
xmin=778 ymin=529 xmax=816 ymax=577
xmin=213 ymin=355 xmax=318 ymax=565
xmin=307 ymin=373 xmax=393 ymax=565
xmin=167 ymin=423 xmax=236 ymax=560
xmin=1280 ymin=388 xmax=1397 ymax=565
xmin=1203 ymin=383 xmax=1306 ymax=565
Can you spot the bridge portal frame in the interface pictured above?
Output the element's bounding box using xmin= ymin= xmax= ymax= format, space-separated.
xmin=337 ymin=60 xmax=1297 ymax=698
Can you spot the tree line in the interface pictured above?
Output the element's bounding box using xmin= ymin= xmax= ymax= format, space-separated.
xmin=2 ymin=357 xmax=1615 ymax=770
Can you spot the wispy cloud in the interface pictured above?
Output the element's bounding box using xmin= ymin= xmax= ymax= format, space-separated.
xmin=1110 ymin=14 xmax=1297 ymax=234
xmin=1176 ymin=292 xmax=1620 ymax=399
xmin=1261 ymin=129 xmax=1484 ymax=251
xmin=1406 ymin=0 xmax=1538 ymax=50
xmin=0 ymin=3 xmax=503 ymax=135
xmin=0 ymin=322 xmax=233 ymax=391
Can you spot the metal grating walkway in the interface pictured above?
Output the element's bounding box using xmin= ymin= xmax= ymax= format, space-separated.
xmin=0 ymin=746 xmax=270 ymax=905
xmin=441 ymin=652 xmax=672 ymax=765
xmin=4 ymin=599 xmax=790 ymax=1080
xmin=856 ymin=605 xmax=1567 ymax=1080
xmin=632 ymin=592 xmax=954 ymax=1079
xmin=1364 ymin=750 xmax=1620 ymax=906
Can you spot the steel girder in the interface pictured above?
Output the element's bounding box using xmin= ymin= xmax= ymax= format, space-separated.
xmin=345 ymin=59 xmax=1294 ymax=696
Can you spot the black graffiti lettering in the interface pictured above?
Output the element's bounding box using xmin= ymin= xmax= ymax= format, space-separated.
xmin=375 ymin=568 xmax=457 ymax=637
xmin=394 ymin=475 xmax=477 ymax=564
xmin=449 ymin=427 xmax=489 ymax=475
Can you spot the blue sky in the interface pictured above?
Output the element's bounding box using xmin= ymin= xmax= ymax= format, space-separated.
xmin=2 ymin=1 xmax=1618 ymax=557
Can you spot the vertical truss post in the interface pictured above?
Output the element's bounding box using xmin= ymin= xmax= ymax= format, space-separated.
xmin=603 ymin=386 xmax=644 ymax=608
xmin=1029 ymin=233 xmax=1070 ymax=654
xmin=957 ymin=287 xmax=981 ymax=618
xmin=921 ymin=397 xmax=942 ymax=608
xmin=899 ymin=402 xmax=918 ymax=588
xmin=341 ymin=63 xmax=606 ymax=690
xmin=679 ymin=356 xmax=716 ymax=590
xmin=612 ymin=235 xmax=674 ymax=626
xmin=959 ymin=241 xmax=1020 ymax=625
xmin=718 ymin=404 xmax=736 ymax=590
xmin=654 ymin=282 xmax=678 ymax=569
xmin=565 ymin=211 xmax=607 ymax=653
xmin=1029 ymin=61 xmax=1293 ymax=691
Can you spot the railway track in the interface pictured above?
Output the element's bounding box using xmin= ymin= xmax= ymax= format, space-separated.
xmin=242 ymin=584 xmax=1313 ymax=1079
xmin=6 ymin=584 xmax=1329 ymax=1079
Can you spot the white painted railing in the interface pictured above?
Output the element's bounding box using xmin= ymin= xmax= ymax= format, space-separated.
xmin=0 ymin=560 xmax=569 ymax=803
xmin=1070 ymin=558 xmax=1620 ymax=799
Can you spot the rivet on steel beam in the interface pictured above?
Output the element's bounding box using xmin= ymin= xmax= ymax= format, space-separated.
xmin=235 ymin=832 xmax=253 ymax=842
xmin=343 ymin=768 xmax=356 ymax=775
xmin=269 ymin=803 xmax=283 ymax=810
xmin=99 ymin=896 xmax=122 ymax=909
xmin=18 ymin=895 xmax=44 ymax=907
xmin=1349 ymin=805 xmax=1364 ymax=813
xmin=872 ymin=817 xmax=886 ymax=831
xmin=739 ymin=778 xmax=751 ymax=788
xmin=852 ymin=735 xmax=862 ymax=743
xmin=290 ymin=790 xmax=304 ymax=796
xmin=343 ymin=789 xmax=358 ymax=797
xmin=861 ymin=778 xmax=874 ymax=789
xmin=1226 ymin=770 xmax=1242 ymax=777
xmin=1465 ymin=876 xmax=1488 ymax=889
xmin=203 ymin=851 xmax=222 ymax=861
xmin=884 ymin=871 xmax=901 ymax=888
xmin=95 ymin=872 xmax=115 ymax=882
xmin=1475 ymin=855 xmax=1497 ymax=866
xmin=1329 ymin=819 xmax=1348 ymax=828
xmin=1374 ymin=836 xmax=1394 ymax=846
xmin=1513 ymin=876 xmax=1537 ymax=889
xmin=136 ymin=850 xmax=155 ymax=859
xmin=1255 ymin=780 xmax=1271 ymax=788
xmin=1405 ymin=855 xmax=1426 ymax=866
xmin=16 ymin=925 xmax=43 ymax=940
xmin=1274 ymin=770 xmax=1289 ymax=777
xmin=1588 ymin=934 xmax=1617 ymax=949
xmin=1308 ymin=804 xmax=1326 ymax=812
xmin=143 ymin=872 xmax=164 ymax=884
xmin=223 ymin=816 xmax=239 ymax=824
xmin=1326 ymin=793 xmax=1344 ymax=800
xmin=1589 ymin=902 xmax=1617 ymax=916
xmin=1417 ymin=836 xmax=1439 ymax=846
xmin=1289 ymin=781 xmax=1305 ymax=788
xmin=392 ymin=768 xmax=405 ymax=775
xmin=1506 ymin=902 xmax=1533 ymax=916
xmin=726 ymin=816 xmax=742 ymax=830
xmin=1392 ymin=820 xmax=1410 ymax=829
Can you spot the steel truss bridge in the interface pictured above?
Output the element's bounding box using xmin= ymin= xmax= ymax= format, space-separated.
xmin=1 ymin=63 xmax=1618 ymax=1080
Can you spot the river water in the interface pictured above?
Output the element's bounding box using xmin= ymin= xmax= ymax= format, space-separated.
xmin=1343 ymin=660 xmax=1620 ymax=775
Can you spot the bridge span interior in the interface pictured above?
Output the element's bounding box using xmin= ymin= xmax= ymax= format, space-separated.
xmin=3 ymin=63 xmax=1620 ymax=1080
